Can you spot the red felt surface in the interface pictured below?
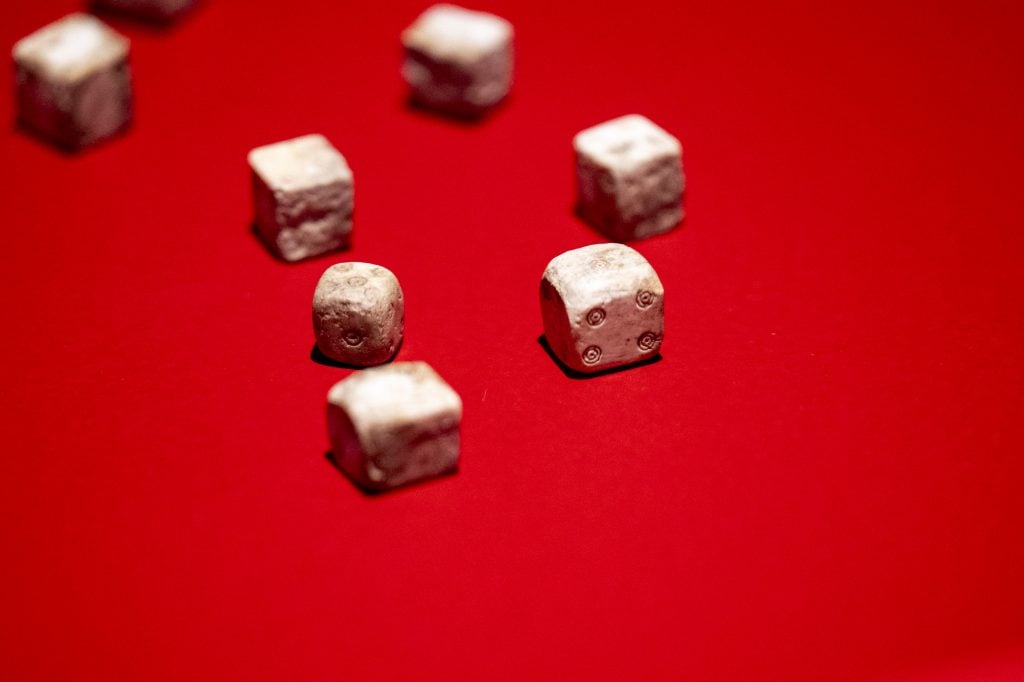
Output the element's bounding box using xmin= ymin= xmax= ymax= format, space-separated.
xmin=2 ymin=0 xmax=1023 ymax=679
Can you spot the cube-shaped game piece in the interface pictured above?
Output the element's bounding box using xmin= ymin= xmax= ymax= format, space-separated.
xmin=92 ymin=0 xmax=198 ymax=22
xmin=313 ymin=262 xmax=404 ymax=367
xmin=540 ymin=243 xmax=665 ymax=374
xmin=401 ymin=4 xmax=514 ymax=116
xmin=574 ymin=114 xmax=685 ymax=241
xmin=13 ymin=14 xmax=132 ymax=151
xmin=248 ymin=134 xmax=354 ymax=262
xmin=327 ymin=362 xmax=462 ymax=491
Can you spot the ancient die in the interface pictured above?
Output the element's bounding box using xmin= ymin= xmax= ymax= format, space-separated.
xmin=401 ymin=4 xmax=514 ymax=116
xmin=574 ymin=114 xmax=684 ymax=241
xmin=541 ymin=243 xmax=665 ymax=373
xmin=327 ymin=363 xmax=462 ymax=491
xmin=13 ymin=14 xmax=132 ymax=150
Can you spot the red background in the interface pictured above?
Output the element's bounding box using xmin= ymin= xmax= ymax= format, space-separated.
xmin=2 ymin=0 xmax=1023 ymax=679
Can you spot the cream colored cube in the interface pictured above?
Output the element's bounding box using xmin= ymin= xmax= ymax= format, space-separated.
xmin=540 ymin=243 xmax=665 ymax=373
xmin=313 ymin=262 xmax=404 ymax=367
xmin=13 ymin=14 xmax=132 ymax=150
xmin=249 ymin=134 xmax=354 ymax=262
xmin=401 ymin=4 xmax=514 ymax=115
xmin=574 ymin=114 xmax=684 ymax=241
xmin=93 ymin=0 xmax=198 ymax=21
xmin=327 ymin=362 xmax=462 ymax=491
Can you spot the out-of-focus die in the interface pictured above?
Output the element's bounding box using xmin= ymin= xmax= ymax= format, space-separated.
xmin=248 ymin=134 xmax=354 ymax=262
xmin=401 ymin=4 xmax=514 ymax=116
xmin=540 ymin=243 xmax=665 ymax=374
xmin=92 ymin=0 xmax=198 ymax=22
xmin=327 ymin=362 xmax=462 ymax=492
xmin=313 ymin=262 xmax=404 ymax=367
xmin=574 ymin=114 xmax=685 ymax=241
xmin=13 ymin=14 xmax=132 ymax=150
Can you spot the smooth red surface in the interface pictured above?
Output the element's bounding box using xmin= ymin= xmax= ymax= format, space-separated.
xmin=2 ymin=1 xmax=1023 ymax=679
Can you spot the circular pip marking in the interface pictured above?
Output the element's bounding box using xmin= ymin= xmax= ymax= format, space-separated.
xmin=586 ymin=307 xmax=606 ymax=326
xmin=344 ymin=331 xmax=364 ymax=347
xmin=636 ymin=290 xmax=656 ymax=309
xmin=637 ymin=332 xmax=659 ymax=351
xmin=588 ymin=258 xmax=610 ymax=270
xmin=347 ymin=276 xmax=368 ymax=287
xmin=581 ymin=345 xmax=603 ymax=365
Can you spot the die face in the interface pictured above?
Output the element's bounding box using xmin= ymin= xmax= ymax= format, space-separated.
xmin=402 ymin=5 xmax=513 ymax=65
xmin=249 ymin=135 xmax=354 ymax=261
xmin=327 ymin=362 xmax=462 ymax=491
xmin=575 ymin=115 xmax=684 ymax=241
xmin=401 ymin=4 xmax=514 ymax=114
xmin=313 ymin=262 xmax=404 ymax=367
xmin=13 ymin=14 xmax=132 ymax=150
xmin=249 ymin=134 xmax=352 ymax=192
xmin=541 ymin=244 xmax=665 ymax=373
xmin=13 ymin=14 xmax=129 ymax=84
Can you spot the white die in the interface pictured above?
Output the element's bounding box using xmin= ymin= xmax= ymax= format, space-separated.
xmin=540 ymin=243 xmax=665 ymax=374
xmin=327 ymin=362 xmax=462 ymax=491
xmin=92 ymin=0 xmax=198 ymax=21
xmin=401 ymin=4 xmax=514 ymax=116
xmin=248 ymin=134 xmax=354 ymax=262
xmin=574 ymin=114 xmax=685 ymax=241
xmin=313 ymin=262 xmax=404 ymax=367
xmin=13 ymin=14 xmax=132 ymax=150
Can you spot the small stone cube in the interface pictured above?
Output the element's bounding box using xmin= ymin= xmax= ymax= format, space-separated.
xmin=401 ymin=4 xmax=514 ymax=116
xmin=327 ymin=362 xmax=462 ymax=491
xmin=313 ymin=262 xmax=404 ymax=367
xmin=540 ymin=243 xmax=665 ymax=373
xmin=249 ymin=134 xmax=354 ymax=262
xmin=93 ymin=0 xmax=198 ymax=22
xmin=13 ymin=14 xmax=132 ymax=150
xmin=574 ymin=114 xmax=685 ymax=241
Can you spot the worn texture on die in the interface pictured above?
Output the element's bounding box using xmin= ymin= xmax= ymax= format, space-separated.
xmin=313 ymin=262 xmax=404 ymax=367
xmin=249 ymin=134 xmax=354 ymax=262
xmin=327 ymin=362 xmax=462 ymax=492
xmin=574 ymin=114 xmax=685 ymax=242
xmin=541 ymin=243 xmax=665 ymax=374
xmin=13 ymin=13 xmax=132 ymax=150
xmin=92 ymin=0 xmax=198 ymax=21
xmin=401 ymin=4 xmax=514 ymax=116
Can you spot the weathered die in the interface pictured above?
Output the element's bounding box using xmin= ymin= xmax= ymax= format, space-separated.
xmin=401 ymin=4 xmax=514 ymax=116
xmin=313 ymin=262 xmax=404 ymax=367
xmin=574 ymin=114 xmax=684 ymax=241
xmin=541 ymin=243 xmax=665 ymax=373
xmin=327 ymin=362 xmax=462 ymax=491
xmin=249 ymin=134 xmax=354 ymax=262
xmin=13 ymin=14 xmax=132 ymax=150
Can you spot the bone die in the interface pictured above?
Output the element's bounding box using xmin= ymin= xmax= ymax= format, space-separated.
xmin=249 ymin=134 xmax=354 ymax=262
xmin=401 ymin=4 xmax=514 ymax=116
xmin=574 ymin=114 xmax=685 ymax=241
xmin=327 ymin=362 xmax=462 ymax=491
xmin=541 ymin=243 xmax=665 ymax=373
xmin=13 ymin=14 xmax=132 ymax=150
xmin=313 ymin=262 xmax=404 ymax=367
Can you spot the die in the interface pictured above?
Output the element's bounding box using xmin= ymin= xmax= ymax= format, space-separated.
xmin=540 ymin=243 xmax=665 ymax=374
xmin=574 ymin=114 xmax=685 ymax=241
xmin=312 ymin=262 xmax=404 ymax=367
xmin=327 ymin=362 xmax=462 ymax=491
xmin=401 ymin=4 xmax=514 ymax=116
xmin=13 ymin=14 xmax=132 ymax=151
xmin=248 ymin=134 xmax=354 ymax=262
xmin=92 ymin=0 xmax=198 ymax=22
